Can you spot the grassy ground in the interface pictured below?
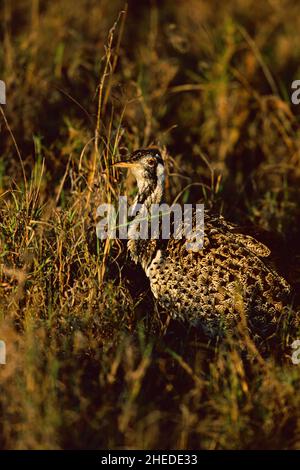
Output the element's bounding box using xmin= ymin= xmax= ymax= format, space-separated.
xmin=1 ymin=0 xmax=300 ymax=449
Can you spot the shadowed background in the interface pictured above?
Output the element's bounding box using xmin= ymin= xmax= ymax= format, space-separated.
xmin=0 ymin=0 xmax=300 ymax=450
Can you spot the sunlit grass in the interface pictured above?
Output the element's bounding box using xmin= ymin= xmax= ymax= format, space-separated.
xmin=0 ymin=0 xmax=300 ymax=450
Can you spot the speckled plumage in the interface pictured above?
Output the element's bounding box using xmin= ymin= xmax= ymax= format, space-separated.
xmin=146 ymin=213 xmax=291 ymax=338
xmin=115 ymin=148 xmax=291 ymax=338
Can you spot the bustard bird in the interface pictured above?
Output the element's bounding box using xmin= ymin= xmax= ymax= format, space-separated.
xmin=114 ymin=148 xmax=291 ymax=338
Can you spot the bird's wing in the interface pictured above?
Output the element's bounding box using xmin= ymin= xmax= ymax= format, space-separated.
xmin=213 ymin=215 xmax=271 ymax=257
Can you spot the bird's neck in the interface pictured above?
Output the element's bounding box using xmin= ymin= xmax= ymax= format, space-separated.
xmin=127 ymin=174 xmax=165 ymax=271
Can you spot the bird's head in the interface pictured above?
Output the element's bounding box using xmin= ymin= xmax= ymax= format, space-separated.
xmin=113 ymin=147 xmax=165 ymax=195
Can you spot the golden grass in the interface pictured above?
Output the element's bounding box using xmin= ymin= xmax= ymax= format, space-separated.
xmin=0 ymin=0 xmax=300 ymax=450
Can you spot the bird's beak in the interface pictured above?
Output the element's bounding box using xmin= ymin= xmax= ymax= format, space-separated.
xmin=112 ymin=159 xmax=138 ymax=169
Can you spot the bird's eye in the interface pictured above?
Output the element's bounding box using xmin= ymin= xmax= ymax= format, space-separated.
xmin=148 ymin=158 xmax=156 ymax=166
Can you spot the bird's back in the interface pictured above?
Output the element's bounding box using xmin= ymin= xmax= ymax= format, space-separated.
xmin=146 ymin=211 xmax=291 ymax=338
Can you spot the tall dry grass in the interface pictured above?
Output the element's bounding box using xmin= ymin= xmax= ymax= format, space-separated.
xmin=0 ymin=0 xmax=300 ymax=449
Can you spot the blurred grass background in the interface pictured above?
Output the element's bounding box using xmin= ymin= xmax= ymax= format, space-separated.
xmin=0 ymin=0 xmax=300 ymax=449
